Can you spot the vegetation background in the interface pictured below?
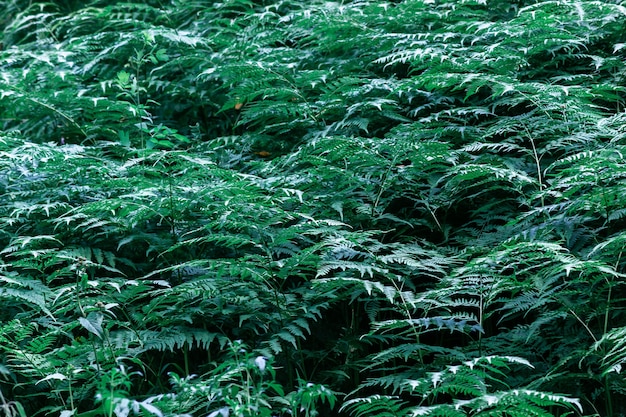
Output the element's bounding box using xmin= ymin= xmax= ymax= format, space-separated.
xmin=1 ymin=0 xmax=626 ymax=416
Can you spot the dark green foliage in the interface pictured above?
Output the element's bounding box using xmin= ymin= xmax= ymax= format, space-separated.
xmin=1 ymin=0 xmax=626 ymax=416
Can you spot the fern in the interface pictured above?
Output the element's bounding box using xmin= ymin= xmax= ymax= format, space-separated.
xmin=345 ymin=356 xmax=582 ymax=417
xmin=4 ymin=0 xmax=626 ymax=415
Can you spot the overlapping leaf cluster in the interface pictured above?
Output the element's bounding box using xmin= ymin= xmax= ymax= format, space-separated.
xmin=1 ymin=0 xmax=626 ymax=416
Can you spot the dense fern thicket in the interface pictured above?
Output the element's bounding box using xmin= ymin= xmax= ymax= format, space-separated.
xmin=1 ymin=0 xmax=626 ymax=415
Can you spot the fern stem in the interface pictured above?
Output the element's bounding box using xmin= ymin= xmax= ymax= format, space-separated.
xmin=425 ymin=203 xmax=443 ymax=235
xmin=478 ymin=290 xmax=483 ymax=357
xmin=372 ymin=154 xmax=399 ymax=217
xmin=107 ymin=382 xmax=115 ymax=417
xmin=391 ymin=277 xmax=424 ymax=364
xmin=67 ymin=373 xmax=75 ymax=412
xmin=167 ymin=172 xmax=177 ymax=240
xmin=605 ymin=376 xmax=614 ymax=417
xmin=568 ymin=308 xmax=597 ymax=343
xmin=605 ymin=249 xmax=624 ymax=336
xmin=604 ymin=279 xmax=613 ymax=338
xmin=600 ymin=251 xmax=623 ymax=416
xmin=522 ymin=124 xmax=544 ymax=208
xmin=25 ymin=96 xmax=87 ymax=138
xmin=183 ymin=342 xmax=190 ymax=376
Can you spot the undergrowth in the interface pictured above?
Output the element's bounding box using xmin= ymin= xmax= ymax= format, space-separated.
xmin=1 ymin=0 xmax=626 ymax=416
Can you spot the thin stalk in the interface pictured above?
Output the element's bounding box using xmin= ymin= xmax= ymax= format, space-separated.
xmin=372 ymin=154 xmax=399 ymax=217
xmin=606 ymin=249 xmax=623 ymax=335
xmin=26 ymin=96 xmax=87 ymax=138
xmin=67 ymin=373 xmax=75 ymax=412
xmin=167 ymin=173 xmax=177 ymax=240
xmin=133 ymin=49 xmax=146 ymax=150
xmin=605 ymin=376 xmax=614 ymax=417
xmin=522 ymin=124 xmax=544 ymax=208
xmin=183 ymin=342 xmax=190 ymax=376
xmin=478 ymin=290 xmax=483 ymax=357
xmin=390 ymin=278 xmax=424 ymax=363
xmin=601 ymin=249 xmax=623 ymax=417
xmin=567 ymin=308 xmax=597 ymax=343
xmin=107 ymin=383 xmax=115 ymax=417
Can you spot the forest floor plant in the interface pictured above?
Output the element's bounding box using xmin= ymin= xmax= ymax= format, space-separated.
xmin=1 ymin=0 xmax=626 ymax=416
